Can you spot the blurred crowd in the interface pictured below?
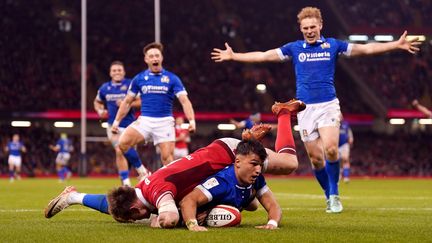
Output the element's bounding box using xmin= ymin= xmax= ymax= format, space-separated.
xmin=1 ymin=0 xmax=431 ymax=177
xmin=1 ymin=127 xmax=431 ymax=177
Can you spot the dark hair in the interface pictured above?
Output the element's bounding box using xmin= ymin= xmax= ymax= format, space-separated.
xmin=143 ymin=42 xmax=164 ymax=55
xmin=107 ymin=186 xmax=137 ymax=222
xmin=110 ymin=60 xmax=124 ymax=68
xmin=236 ymin=139 xmax=268 ymax=163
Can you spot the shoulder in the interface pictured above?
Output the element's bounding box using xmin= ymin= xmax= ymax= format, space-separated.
xmin=99 ymin=82 xmax=110 ymax=90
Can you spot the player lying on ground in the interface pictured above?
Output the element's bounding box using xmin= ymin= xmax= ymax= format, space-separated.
xmin=44 ymin=99 xmax=304 ymax=229
xmin=180 ymin=140 xmax=281 ymax=231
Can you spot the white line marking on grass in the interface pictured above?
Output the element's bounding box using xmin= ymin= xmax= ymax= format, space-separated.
xmin=275 ymin=193 xmax=432 ymax=200
xmin=274 ymin=207 xmax=432 ymax=211
xmin=0 ymin=208 xmax=93 ymax=213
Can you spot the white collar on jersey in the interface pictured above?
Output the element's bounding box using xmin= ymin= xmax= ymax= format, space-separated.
xmin=135 ymin=188 xmax=156 ymax=211
xmin=303 ymin=36 xmax=326 ymax=48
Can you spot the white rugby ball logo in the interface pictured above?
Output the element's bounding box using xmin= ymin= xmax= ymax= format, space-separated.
xmin=206 ymin=205 xmax=241 ymax=227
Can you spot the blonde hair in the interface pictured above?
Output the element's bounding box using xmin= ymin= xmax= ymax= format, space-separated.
xmin=297 ymin=7 xmax=323 ymax=24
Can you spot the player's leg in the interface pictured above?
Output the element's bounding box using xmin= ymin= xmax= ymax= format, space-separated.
xmin=304 ymin=139 xmax=329 ymax=203
xmin=15 ymin=157 xmax=22 ymax=180
xmin=117 ymin=125 xmax=146 ymax=184
xmin=340 ymin=145 xmax=351 ymax=183
xmin=8 ymin=156 xmax=15 ymax=182
xmin=45 ymin=186 xmax=109 ymax=218
xmin=152 ymin=117 xmax=176 ymax=166
xmin=319 ymin=125 xmax=343 ymax=213
xmin=158 ymin=142 xmax=175 ymax=166
xmin=109 ymin=128 xmax=133 ymax=186
xmin=55 ymin=154 xmax=66 ymax=183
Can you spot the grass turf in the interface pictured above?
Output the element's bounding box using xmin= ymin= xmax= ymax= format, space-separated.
xmin=0 ymin=177 xmax=431 ymax=242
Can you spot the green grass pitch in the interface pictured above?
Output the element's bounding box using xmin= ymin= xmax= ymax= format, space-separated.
xmin=0 ymin=177 xmax=431 ymax=242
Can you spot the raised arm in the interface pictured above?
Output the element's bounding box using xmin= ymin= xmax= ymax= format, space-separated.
xmin=178 ymin=94 xmax=196 ymax=133
xmin=211 ymin=42 xmax=281 ymax=63
xmin=255 ymin=189 xmax=282 ymax=230
xmin=350 ymin=31 xmax=421 ymax=56
xmin=179 ymin=188 xmax=210 ymax=231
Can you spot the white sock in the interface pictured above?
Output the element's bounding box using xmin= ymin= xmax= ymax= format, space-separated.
xmin=136 ymin=165 xmax=150 ymax=177
xmin=67 ymin=192 xmax=86 ymax=205
xmin=122 ymin=178 xmax=131 ymax=186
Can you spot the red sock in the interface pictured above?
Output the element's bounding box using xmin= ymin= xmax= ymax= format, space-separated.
xmin=275 ymin=111 xmax=296 ymax=155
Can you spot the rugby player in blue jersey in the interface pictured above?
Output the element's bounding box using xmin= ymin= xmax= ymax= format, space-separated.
xmin=5 ymin=134 xmax=26 ymax=182
xmin=112 ymin=43 xmax=196 ymax=166
xmin=94 ymin=61 xmax=150 ymax=186
xmin=230 ymin=112 xmax=261 ymax=130
xmin=212 ymin=6 xmax=421 ymax=213
xmin=338 ymin=117 xmax=353 ymax=183
xmin=49 ymin=133 xmax=73 ymax=183
xmin=180 ymin=139 xmax=281 ymax=231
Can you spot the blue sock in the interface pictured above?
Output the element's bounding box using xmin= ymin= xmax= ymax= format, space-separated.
xmin=9 ymin=170 xmax=14 ymax=178
xmin=124 ymin=148 xmax=143 ymax=169
xmin=119 ymin=170 xmax=129 ymax=180
xmin=58 ymin=167 xmax=66 ymax=180
xmin=343 ymin=167 xmax=350 ymax=178
xmin=325 ymin=159 xmax=340 ymax=196
xmin=313 ymin=167 xmax=329 ymax=199
xmin=83 ymin=194 xmax=109 ymax=214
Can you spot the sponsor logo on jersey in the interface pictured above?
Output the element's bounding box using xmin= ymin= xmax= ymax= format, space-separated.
xmin=320 ymin=42 xmax=331 ymax=49
xmin=141 ymin=85 xmax=169 ymax=94
xmin=161 ymin=75 xmax=170 ymax=83
xmin=298 ymin=52 xmax=331 ymax=62
xmin=203 ymin=177 xmax=219 ymax=190
xmin=105 ymin=93 xmax=126 ymax=101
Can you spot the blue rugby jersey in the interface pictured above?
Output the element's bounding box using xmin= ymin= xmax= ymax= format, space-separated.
xmin=96 ymin=79 xmax=136 ymax=127
xmin=277 ymin=37 xmax=352 ymax=104
xmin=128 ymin=69 xmax=187 ymax=117
xmin=56 ymin=138 xmax=72 ymax=153
xmin=7 ymin=141 xmax=24 ymax=156
xmin=197 ymin=165 xmax=268 ymax=211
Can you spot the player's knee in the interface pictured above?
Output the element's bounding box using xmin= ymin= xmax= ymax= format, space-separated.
xmin=325 ymin=146 xmax=339 ymax=161
xmin=117 ymin=142 xmax=131 ymax=154
xmin=158 ymin=212 xmax=179 ymax=228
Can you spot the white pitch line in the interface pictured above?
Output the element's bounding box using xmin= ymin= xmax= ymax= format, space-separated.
xmin=0 ymin=208 xmax=93 ymax=213
xmin=256 ymin=207 xmax=432 ymax=211
xmin=275 ymin=193 xmax=432 ymax=200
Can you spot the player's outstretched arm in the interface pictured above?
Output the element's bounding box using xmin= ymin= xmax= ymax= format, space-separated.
xmin=255 ymin=189 xmax=281 ymax=230
xmin=211 ymin=42 xmax=280 ymax=63
xmin=412 ymin=99 xmax=432 ymax=118
xmin=351 ymin=30 xmax=421 ymax=56
xmin=179 ymin=188 xmax=210 ymax=231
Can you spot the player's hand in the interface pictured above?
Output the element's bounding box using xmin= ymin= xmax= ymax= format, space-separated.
xmin=211 ymin=42 xmax=234 ymax=62
xmin=111 ymin=120 xmax=120 ymax=134
xmin=188 ymin=120 xmax=196 ymax=133
xmin=255 ymin=224 xmax=278 ymax=230
xmin=96 ymin=109 xmax=108 ymax=118
xmin=188 ymin=225 xmax=208 ymax=232
xmin=398 ymin=30 xmax=421 ymax=54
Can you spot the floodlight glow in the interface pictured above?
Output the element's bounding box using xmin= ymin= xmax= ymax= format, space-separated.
xmin=406 ymin=35 xmax=426 ymax=42
xmin=419 ymin=119 xmax=432 ymax=125
xmin=293 ymin=125 xmax=299 ymax=131
xmin=101 ymin=122 xmax=108 ymax=128
xmin=389 ymin=118 xmax=405 ymax=125
xmin=180 ymin=123 xmax=189 ymax=129
xmin=217 ymin=124 xmax=236 ymax=130
xmin=256 ymin=84 xmax=267 ymax=93
xmin=349 ymin=35 xmax=368 ymax=42
xmin=11 ymin=121 xmax=31 ymax=127
xmin=374 ymin=35 xmax=394 ymax=42
xmin=54 ymin=121 xmax=74 ymax=128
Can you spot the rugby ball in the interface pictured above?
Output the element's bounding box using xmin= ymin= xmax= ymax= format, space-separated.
xmin=206 ymin=205 xmax=241 ymax=227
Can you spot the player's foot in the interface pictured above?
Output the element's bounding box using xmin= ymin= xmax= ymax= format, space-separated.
xmin=343 ymin=177 xmax=350 ymax=184
xmin=16 ymin=175 xmax=22 ymax=180
xmin=66 ymin=171 xmax=72 ymax=180
xmin=44 ymin=186 xmax=77 ymax=218
xmin=241 ymin=123 xmax=272 ymax=141
xmin=329 ymin=195 xmax=343 ymax=213
xmin=9 ymin=177 xmax=14 ymax=183
xmin=271 ymin=99 xmax=306 ymax=115
xmin=325 ymin=200 xmax=331 ymax=213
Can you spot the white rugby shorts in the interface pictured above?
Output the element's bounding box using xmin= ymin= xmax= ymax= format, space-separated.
xmin=297 ymin=98 xmax=341 ymax=142
xmin=106 ymin=125 xmax=126 ymax=146
xmin=8 ymin=155 xmax=22 ymax=167
xmin=56 ymin=152 xmax=71 ymax=165
xmin=129 ymin=116 xmax=175 ymax=145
